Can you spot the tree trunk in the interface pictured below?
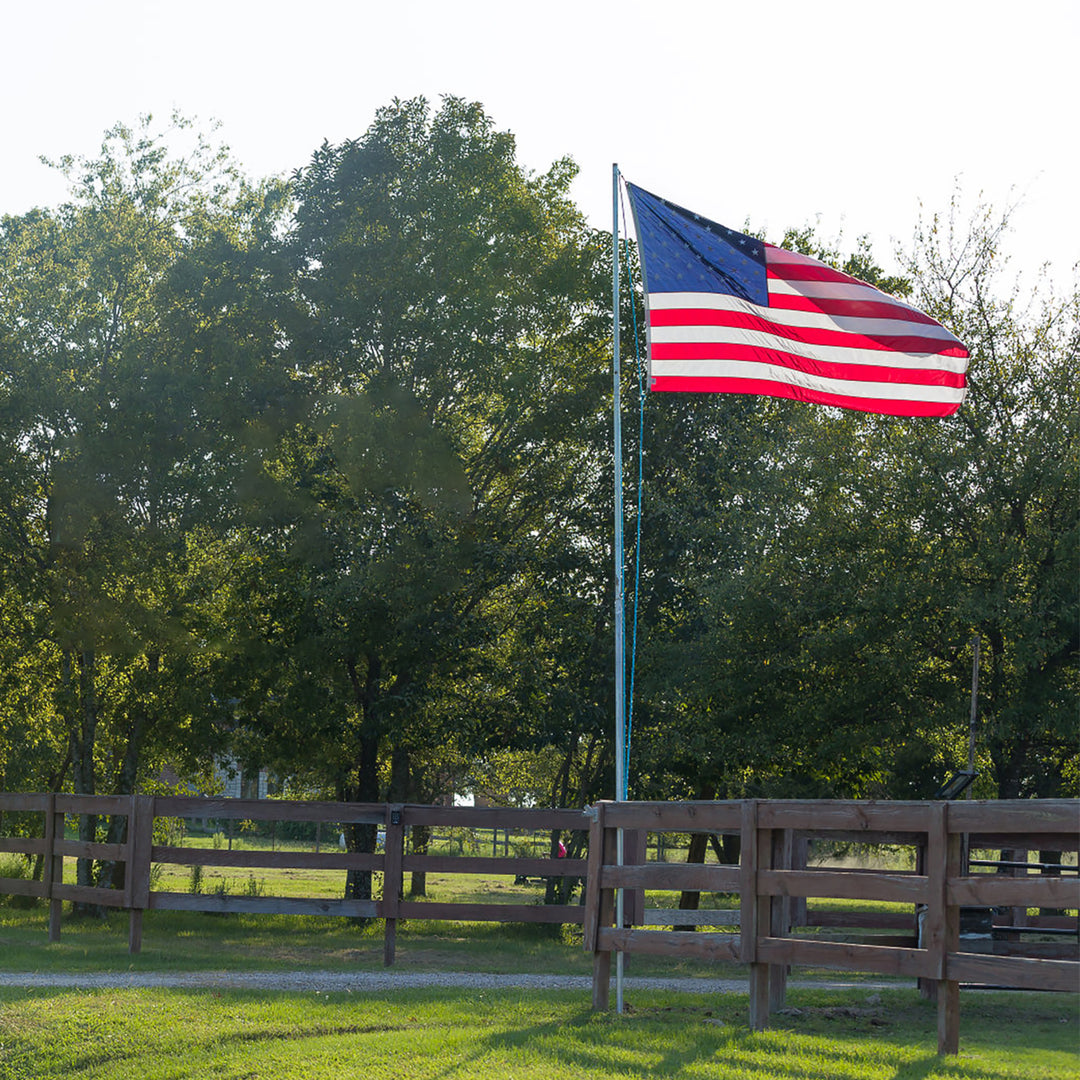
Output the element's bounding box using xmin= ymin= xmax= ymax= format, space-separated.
xmin=71 ymin=647 xmax=101 ymax=914
xmin=543 ymin=739 xmax=576 ymax=906
xmin=342 ymin=725 xmax=381 ymax=906
xmin=409 ymin=823 xmax=430 ymax=897
xmin=677 ymin=781 xmax=717 ymax=924
xmin=31 ymin=745 xmax=72 ymax=883
xmin=342 ymin=655 xmax=384 ymax=908
xmin=97 ymin=715 xmax=145 ymax=891
xmin=677 ymin=832 xmax=710 ymax=930
xmin=1039 ymin=850 xmax=1065 ymax=917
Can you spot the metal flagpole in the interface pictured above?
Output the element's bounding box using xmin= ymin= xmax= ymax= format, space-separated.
xmin=612 ymin=163 xmax=626 ymax=1013
xmin=967 ymin=635 xmax=980 ymax=796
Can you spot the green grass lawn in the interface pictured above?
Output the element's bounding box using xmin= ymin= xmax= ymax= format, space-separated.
xmin=0 ymin=986 xmax=1076 ymax=1079
xmin=0 ymin=904 xmax=597 ymax=976
xmin=1 ymin=850 xmax=1076 ymax=1076
xmin=0 ymin=899 xmax=923 ymax=984
xmin=1 ymin=897 xmax=1076 ymax=1077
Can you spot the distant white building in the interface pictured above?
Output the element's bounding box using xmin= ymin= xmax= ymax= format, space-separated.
xmin=214 ymin=758 xmax=268 ymax=800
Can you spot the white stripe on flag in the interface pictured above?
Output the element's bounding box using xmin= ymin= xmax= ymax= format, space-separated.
xmin=651 ymin=360 xmax=967 ymax=405
xmin=647 ymin=292 xmax=960 ymax=343
xmin=649 ymin=325 xmax=970 ymax=373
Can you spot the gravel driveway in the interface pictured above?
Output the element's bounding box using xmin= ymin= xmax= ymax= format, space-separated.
xmin=0 ymin=970 xmax=898 ymax=994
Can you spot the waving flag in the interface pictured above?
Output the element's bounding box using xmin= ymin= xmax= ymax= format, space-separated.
xmin=626 ymin=183 xmax=969 ymax=417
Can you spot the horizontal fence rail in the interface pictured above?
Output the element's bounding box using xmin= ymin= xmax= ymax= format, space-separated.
xmin=1 ymin=793 xmax=1076 ymax=1055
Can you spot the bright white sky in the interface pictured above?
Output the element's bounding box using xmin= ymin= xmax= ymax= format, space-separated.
xmin=2 ymin=0 xmax=1076 ymax=292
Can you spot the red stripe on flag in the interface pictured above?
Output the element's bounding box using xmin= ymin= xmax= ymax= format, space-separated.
xmin=766 ymin=262 xmax=860 ymax=285
xmin=649 ymin=342 xmax=967 ymax=388
xmin=766 ymin=292 xmax=945 ymax=326
xmin=649 ymin=308 xmax=967 ymax=357
xmin=648 ymin=375 xmax=963 ymax=417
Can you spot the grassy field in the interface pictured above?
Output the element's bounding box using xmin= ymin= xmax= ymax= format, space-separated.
xmin=1 ymin=844 xmax=1076 ymax=1077
xmin=0 ymin=897 xmax=925 ymax=983
xmin=0 ymin=985 xmax=1076 ymax=1079
xmin=0 ymin=904 xmax=601 ymax=976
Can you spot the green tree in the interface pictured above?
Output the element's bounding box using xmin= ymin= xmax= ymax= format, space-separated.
xmin=227 ymin=97 xmax=610 ymax=899
xmin=627 ymin=202 xmax=1078 ymax=803
xmin=884 ymin=197 xmax=1078 ymax=797
xmin=0 ymin=115 xmax=295 ymax=889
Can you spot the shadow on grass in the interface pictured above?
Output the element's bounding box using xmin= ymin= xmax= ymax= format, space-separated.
xmin=2 ymin=985 xmax=1074 ymax=1080
xmin=442 ymin=992 xmax=1076 ymax=1080
xmin=449 ymin=1010 xmax=944 ymax=1080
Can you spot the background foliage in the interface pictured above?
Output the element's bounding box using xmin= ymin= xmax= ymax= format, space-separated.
xmin=0 ymin=100 xmax=1075 ymax=876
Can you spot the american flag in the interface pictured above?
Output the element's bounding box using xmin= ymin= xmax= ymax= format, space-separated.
xmin=626 ymin=183 xmax=969 ymax=417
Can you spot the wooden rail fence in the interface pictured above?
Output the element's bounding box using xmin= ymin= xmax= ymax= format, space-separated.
xmin=584 ymin=798 xmax=1079 ymax=1055
xmin=1 ymin=793 xmax=1076 ymax=1055
xmin=0 ymin=793 xmax=588 ymax=964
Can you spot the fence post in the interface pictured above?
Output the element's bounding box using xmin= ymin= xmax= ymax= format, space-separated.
xmin=740 ymin=800 xmax=773 ymax=1030
xmin=623 ymin=829 xmax=647 ymax=927
xmin=43 ymin=793 xmax=63 ymax=942
xmin=382 ymin=805 xmax=404 ymax=967
xmin=925 ymin=801 xmax=961 ymax=1054
xmin=126 ymin=796 xmax=154 ymax=955
xmin=584 ymin=802 xmax=616 ymax=1010
xmin=939 ymin=806 xmax=962 ymax=1055
xmin=768 ymin=827 xmax=792 ymax=1013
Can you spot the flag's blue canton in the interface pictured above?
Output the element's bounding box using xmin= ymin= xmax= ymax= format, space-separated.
xmin=628 ymin=184 xmax=768 ymax=306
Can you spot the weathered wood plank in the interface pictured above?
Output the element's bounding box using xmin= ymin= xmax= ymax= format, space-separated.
xmin=739 ymin=801 xmax=758 ymax=965
xmin=152 ymin=797 xmax=387 ymax=823
xmin=922 ymin=802 xmax=948 ymax=981
xmin=759 ymin=869 xmax=928 ymax=904
xmin=0 ymin=793 xmax=48 ymax=812
xmin=582 ymin=807 xmax=607 ymax=954
xmin=748 ymin=817 xmax=775 ymax=1030
xmin=0 ymin=877 xmax=47 ymax=898
xmin=769 ymin=829 xmax=792 ymax=1014
xmin=937 ymin=809 xmax=963 ymax=1055
xmin=52 ymin=884 xmax=128 ymax=908
xmin=992 ymin=941 xmax=1079 ymax=960
xmin=599 ymin=862 xmax=739 ymax=893
xmin=128 ymin=910 xmax=143 ymax=955
xmin=396 ymin=900 xmax=584 ymax=925
xmin=598 ymin=927 xmax=741 ymax=962
xmin=949 ymin=876 xmax=1080 ymax=909
xmin=55 ymin=794 xmax=130 ymax=815
xmin=402 ymin=854 xmax=587 ymax=878
xmin=599 ymin=800 xmax=743 ymax=833
xmin=643 ymin=908 xmax=740 ymax=927
xmin=148 ymin=892 xmax=379 ymax=918
xmin=401 ymin=806 xmax=589 ymax=830
xmin=946 ymin=951 xmax=1080 ymax=993
xmin=948 ymin=800 xmax=1079 ymax=835
xmin=54 ymin=839 xmax=128 ymax=861
xmin=749 ymin=963 xmax=770 ymax=1031
xmin=127 ymin=796 xmax=154 ymax=915
xmin=589 ymin=819 xmax=618 ymax=1011
xmin=150 ymin=846 xmax=382 ymax=872
xmin=382 ymin=806 xmax=404 ymax=967
xmin=807 ymin=910 xmax=916 ymax=930
xmin=757 ymin=936 xmax=935 ymax=978
xmin=795 ymin=829 xmax=924 ymax=847
xmin=0 ymin=837 xmax=47 ymax=856
xmin=759 ymin=801 xmax=930 ymax=832
xmin=45 ymin=794 xmax=62 ymax=942
xmin=967 ymin=833 xmax=1078 ymax=852
xmin=998 ymin=915 xmax=1077 ymax=931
